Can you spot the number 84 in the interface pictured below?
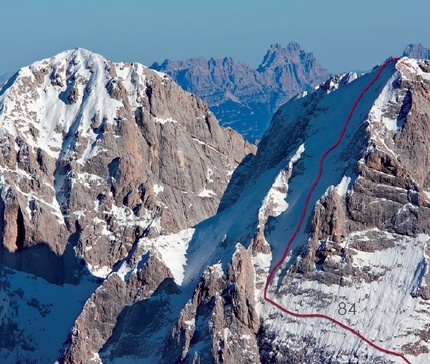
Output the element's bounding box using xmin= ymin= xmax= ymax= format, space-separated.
xmin=338 ymin=302 xmax=356 ymax=315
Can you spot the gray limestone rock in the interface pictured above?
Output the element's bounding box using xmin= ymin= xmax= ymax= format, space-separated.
xmin=0 ymin=48 xmax=255 ymax=275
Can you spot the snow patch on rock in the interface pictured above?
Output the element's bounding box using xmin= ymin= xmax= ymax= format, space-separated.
xmin=146 ymin=228 xmax=195 ymax=285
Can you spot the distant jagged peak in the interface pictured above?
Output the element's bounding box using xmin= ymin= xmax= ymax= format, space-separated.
xmin=257 ymin=42 xmax=313 ymax=71
xmin=402 ymin=43 xmax=430 ymax=59
xmin=151 ymin=42 xmax=317 ymax=74
xmin=208 ymin=55 xmax=236 ymax=67
xmin=151 ymin=55 xmax=248 ymax=72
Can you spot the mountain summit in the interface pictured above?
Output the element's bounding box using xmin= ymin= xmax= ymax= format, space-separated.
xmin=258 ymin=42 xmax=312 ymax=70
xmin=151 ymin=42 xmax=330 ymax=142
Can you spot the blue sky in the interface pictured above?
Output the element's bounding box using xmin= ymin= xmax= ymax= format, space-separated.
xmin=1 ymin=0 xmax=429 ymax=75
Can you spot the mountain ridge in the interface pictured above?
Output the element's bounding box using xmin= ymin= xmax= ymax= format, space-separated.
xmin=263 ymin=57 xmax=412 ymax=364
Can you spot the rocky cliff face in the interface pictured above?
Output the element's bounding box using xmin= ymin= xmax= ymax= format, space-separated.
xmin=0 ymin=48 xmax=255 ymax=363
xmin=2 ymin=50 xmax=430 ymax=364
xmin=151 ymin=42 xmax=330 ymax=142
xmin=256 ymin=58 xmax=430 ymax=363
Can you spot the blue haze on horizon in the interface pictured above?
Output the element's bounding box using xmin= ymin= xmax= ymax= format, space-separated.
xmin=0 ymin=0 xmax=429 ymax=75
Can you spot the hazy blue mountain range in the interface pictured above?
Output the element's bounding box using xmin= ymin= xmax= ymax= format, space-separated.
xmin=151 ymin=42 xmax=330 ymax=142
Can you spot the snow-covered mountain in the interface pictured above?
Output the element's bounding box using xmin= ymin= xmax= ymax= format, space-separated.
xmin=0 ymin=48 xmax=255 ymax=363
xmin=1 ymin=49 xmax=430 ymax=364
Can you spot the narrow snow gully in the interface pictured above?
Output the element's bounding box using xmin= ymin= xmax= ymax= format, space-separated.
xmin=263 ymin=57 xmax=412 ymax=364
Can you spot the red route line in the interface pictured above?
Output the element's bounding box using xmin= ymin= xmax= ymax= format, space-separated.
xmin=263 ymin=57 xmax=412 ymax=364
